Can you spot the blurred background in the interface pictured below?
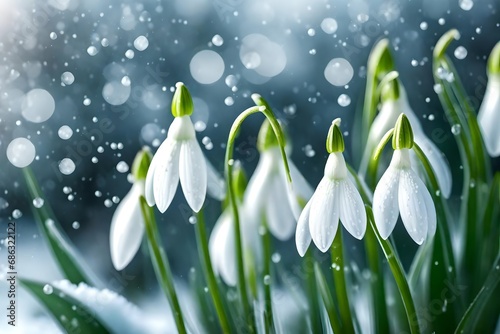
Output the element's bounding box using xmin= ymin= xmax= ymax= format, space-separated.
xmin=0 ymin=0 xmax=499 ymax=330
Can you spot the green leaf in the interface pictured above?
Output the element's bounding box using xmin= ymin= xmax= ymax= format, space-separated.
xmin=314 ymin=263 xmax=343 ymax=334
xmin=455 ymin=254 xmax=500 ymax=334
xmin=20 ymin=279 xmax=110 ymax=333
xmin=22 ymin=167 xmax=99 ymax=286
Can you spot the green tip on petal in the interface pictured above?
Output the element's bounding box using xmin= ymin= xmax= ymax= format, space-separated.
xmin=433 ymin=29 xmax=460 ymax=60
xmin=257 ymin=118 xmax=281 ymax=152
xmin=326 ymin=118 xmax=344 ymax=153
xmin=232 ymin=161 xmax=248 ymax=201
xmin=380 ymin=71 xmax=400 ymax=102
xmin=171 ymin=82 xmax=194 ymax=117
xmin=368 ymin=39 xmax=395 ymax=80
xmin=488 ymin=42 xmax=500 ymax=75
xmin=392 ymin=114 xmax=414 ymax=150
xmin=132 ymin=147 xmax=153 ymax=181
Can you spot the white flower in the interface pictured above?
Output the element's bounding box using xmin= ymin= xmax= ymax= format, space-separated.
xmin=110 ymin=181 xmax=145 ymax=271
xmin=373 ymin=148 xmax=436 ymax=245
xmin=359 ymin=81 xmax=452 ymax=198
xmin=145 ymin=115 xmax=224 ymax=213
xmin=244 ymin=146 xmax=313 ymax=241
xmin=295 ymin=152 xmax=367 ymax=256
xmin=209 ymin=205 xmax=259 ymax=286
xmin=478 ymin=74 xmax=500 ymax=157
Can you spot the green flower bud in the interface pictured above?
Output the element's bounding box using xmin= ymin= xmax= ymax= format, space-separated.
xmin=487 ymin=41 xmax=500 ymax=75
xmin=257 ymin=119 xmax=280 ymax=152
xmin=232 ymin=161 xmax=248 ymax=202
xmin=132 ymin=147 xmax=153 ymax=181
xmin=392 ymin=114 xmax=414 ymax=150
xmin=171 ymin=82 xmax=194 ymax=117
xmin=251 ymin=93 xmax=272 ymax=112
xmin=326 ymin=118 xmax=344 ymax=153
xmin=380 ymin=71 xmax=400 ymax=102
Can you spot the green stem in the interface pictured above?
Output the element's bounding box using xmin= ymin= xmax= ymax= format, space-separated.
xmin=261 ymin=221 xmax=275 ymax=334
xmin=305 ymin=249 xmax=322 ymax=334
xmin=330 ymin=232 xmax=355 ymax=334
xmin=193 ymin=209 xmax=232 ymax=334
xmin=366 ymin=206 xmax=421 ymax=334
xmin=224 ymin=105 xmax=290 ymax=333
xmin=138 ymin=197 xmax=187 ymax=334
xmin=314 ymin=263 xmax=343 ymax=334
xmin=366 ymin=128 xmax=394 ymax=189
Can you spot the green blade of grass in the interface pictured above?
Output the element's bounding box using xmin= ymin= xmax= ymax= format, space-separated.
xmin=20 ymin=278 xmax=110 ymax=333
xmin=22 ymin=167 xmax=99 ymax=286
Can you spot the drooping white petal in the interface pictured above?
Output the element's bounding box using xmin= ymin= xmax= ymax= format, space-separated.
xmin=145 ymin=138 xmax=172 ymax=206
xmin=373 ymin=166 xmax=400 ymax=239
xmin=288 ymin=161 xmax=314 ymax=202
xmin=209 ymin=211 xmax=237 ymax=286
xmin=414 ymin=135 xmax=452 ymax=198
xmin=295 ymin=197 xmax=313 ymax=257
xmin=110 ymin=183 xmax=144 ymax=271
xmin=206 ymin=158 xmax=226 ymax=201
xmin=244 ymin=152 xmax=274 ymax=231
xmin=478 ymin=76 xmax=500 ymax=157
xmin=179 ymin=139 xmax=207 ymax=212
xmin=398 ymin=169 xmax=430 ymax=245
xmin=265 ymin=173 xmax=296 ymax=240
xmin=153 ymin=140 xmax=181 ymax=213
xmin=339 ymin=180 xmax=367 ymax=239
xmin=309 ymin=178 xmax=340 ymax=252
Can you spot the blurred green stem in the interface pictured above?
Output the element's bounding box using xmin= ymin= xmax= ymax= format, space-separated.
xmin=138 ymin=197 xmax=187 ymax=334
xmin=193 ymin=209 xmax=232 ymax=333
xmin=261 ymin=220 xmax=275 ymax=334
xmin=305 ymin=249 xmax=322 ymax=334
xmin=330 ymin=231 xmax=355 ymax=334
xmin=314 ymin=263 xmax=343 ymax=334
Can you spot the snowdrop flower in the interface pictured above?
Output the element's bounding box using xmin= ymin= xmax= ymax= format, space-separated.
xmin=244 ymin=118 xmax=313 ymax=241
xmin=296 ymin=119 xmax=367 ymax=256
xmin=145 ymin=82 xmax=225 ymax=213
xmin=359 ymin=73 xmax=452 ymax=198
xmin=110 ymin=148 xmax=151 ymax=271
xmin=209 ymin=163 xmax=259 ymax=286
xmin=478 ymin=41 xmax=500 ymax=157
xmin=373 ymin=114 xmax=436 ymax=245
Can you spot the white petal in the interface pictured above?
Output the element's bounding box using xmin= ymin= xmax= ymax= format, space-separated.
xmin=153 ymin=140 xmax=181 ymax=213
xmin=478 ymin=77 xmax=500 ymax=157
xmin=209 ymin=211 xmax=237 ymax=286
xmin=206 ymin=158 xmax=226 ymax=201
xmin=339 ymin=180 xmax=367 ymax=239
xmin=414 ymin=135 xmax=452 ymax=198
xmin=288 ymin=161 xmax=314 ymax=202
xmin=145 ymin=138 xmax=172 ymax=206
xmin=243 ymin=154 xmax=273 ymax=231
xmin=309 ymin=178 xmax=340 ymax=252
xmin=110 ymin=184 xmax=144 ymax=271
xmin=373 ymin=167 xmax=400 ymax=239
xmin=179 ymin=140 xmax=207 ymax=212
xmin=295 ymin=198 xmax=313 ymax=257
xmin=398 ymin=169 xmax=429 ymax=245
xmin=265 ymin=173 xmax=296 ymax=240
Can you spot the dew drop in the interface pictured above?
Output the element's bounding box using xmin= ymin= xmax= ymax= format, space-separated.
xmin=49 ymin=32 xmax=58 ymax=40
xmin=321 ymin=18 xmax=338 ymax=34
xmin=43 ymin=284 xmax=53 ymax=295
xmin=59 ymin=158 xmax=76 ymax=175
xmin=133 ymin=36 xmax=149 ymax=51
xmin=224 ymin=96 xmax=234 ymax=106
xmin=61 ymin=72 xmax=75 ymax=85
xmin=454 ymin=46 xmax=467 ymax=60
xmin=58 ymin=125 xmax=73 ymax=140
xmin=451 ymin=124 xmax=461 ymax=135
xmin=189 ymin=216 xmax=197 ymax=224
xmin=87 ymin=46 xmax=98 ymax=56
xmin=33 ymin=197 xmax=44 ymax=208
xmin=459 ymin=0 xmax=474 ymax=11
xmin=337 ymin=94 xmax=351 ymax=107
xmin=263 ymin=275 xmax=271 ymax=285
xmin=212 ymin=34 xmax=224 ymax=46
xmin=12 ymin=209 xmax=22 ymax=219
xmin=116 ymin=161 xmax=129 ymax=173
xmin=7 ymin=138 xmax=36 ymax=168
xmin=72 ymin=221 xmax=80 ymax=229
